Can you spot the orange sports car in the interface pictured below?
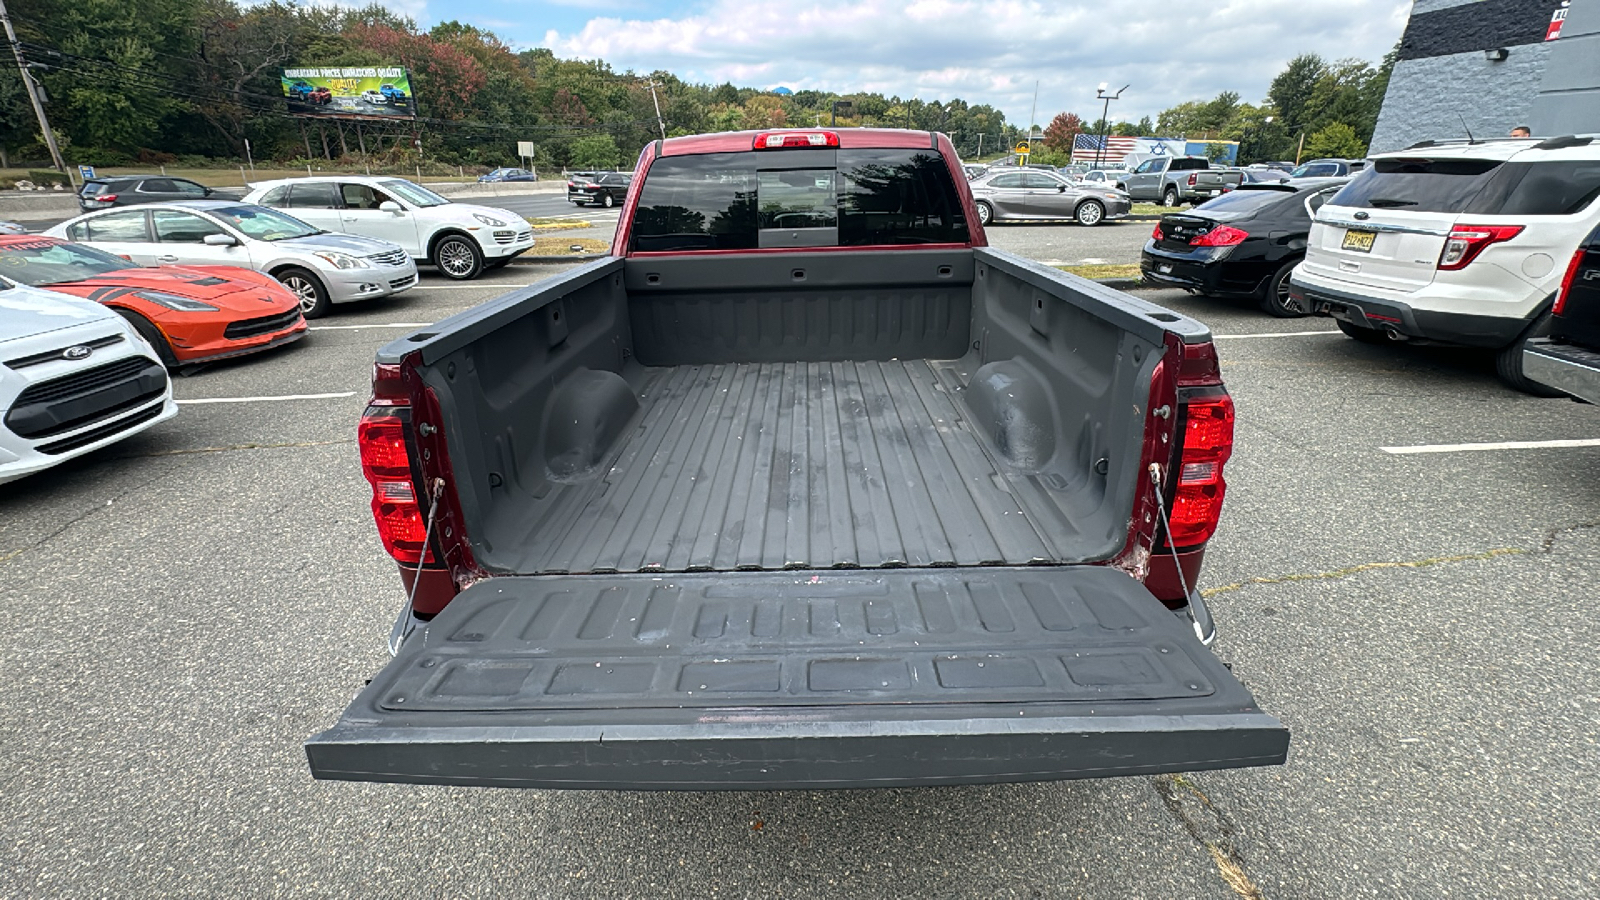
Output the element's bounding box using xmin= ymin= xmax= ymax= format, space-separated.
xmin=0 ymin=235 xmax=306 ymax=368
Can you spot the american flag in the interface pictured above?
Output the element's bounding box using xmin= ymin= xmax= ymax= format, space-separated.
xmin=1071 ymin=134 xmax=1139 ymax=164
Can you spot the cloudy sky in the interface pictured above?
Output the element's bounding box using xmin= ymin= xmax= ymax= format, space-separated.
xmin=420 ymin=0 xmax=1413 ymax=127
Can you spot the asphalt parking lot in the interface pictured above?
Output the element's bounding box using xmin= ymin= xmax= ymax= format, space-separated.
xmin=3 ymin=249 xmax=1597 ymax=897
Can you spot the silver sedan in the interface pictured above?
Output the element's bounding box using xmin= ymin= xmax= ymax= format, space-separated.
xmin=969 ymin=169 xmax=1131 ymax=227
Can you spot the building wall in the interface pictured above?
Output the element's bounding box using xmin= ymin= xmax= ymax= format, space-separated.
xmin=1370 ymin=0 xmax=1571 ymax=152
xmin=1530 ymin=0 xmax=1600 ymax=134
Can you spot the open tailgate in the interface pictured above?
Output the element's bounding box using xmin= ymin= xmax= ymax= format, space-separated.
xmin=308 ymin=568 xmax=1287 ymax=789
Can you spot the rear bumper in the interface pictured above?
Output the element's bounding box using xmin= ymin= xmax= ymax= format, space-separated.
xmin=1291 ymin=275 xmax=1530 ymax=347
xmin=1140 ymin=245 xmax=1258 ymax=297
xmin=1523 ymin=338 xmax=1600 ymax=404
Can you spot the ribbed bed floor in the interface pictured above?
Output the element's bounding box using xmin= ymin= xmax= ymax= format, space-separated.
xmin=514 ymin=360 xmax=1079 ymax=573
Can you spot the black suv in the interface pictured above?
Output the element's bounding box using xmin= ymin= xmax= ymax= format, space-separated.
xmin=78 ymin=177 xmax=242 ymax=212
xmin=567 ymin=172 xmax=632 ymax=208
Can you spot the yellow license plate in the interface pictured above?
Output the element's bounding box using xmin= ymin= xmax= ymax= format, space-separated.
xmin=1342 ymin=229 xmax=1377 ymax=253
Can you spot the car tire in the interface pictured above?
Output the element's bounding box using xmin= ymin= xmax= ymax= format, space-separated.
xmin=1336 ymin=319 xmax=1390 ymax=344
xmin=1074 ymin=200 xmax=1105 ymax=227
xmin=601 ymin=193 xmax=616 ymax=209
xmin=1495 ymin=311 xmax=1567 ymax=397
xmin=1258 ymin=261 xmax=1307 ymax=318
xmin=112 ymin=309 xmax=179 ymax=369
xmin=275 ymin=266 xmax=331 ymax=318
xmin=975 ymin=201 xmax=994 ymax=226
xmin=1162 ymin=188 xmax=1179 ymax=208
xmin=432 ymin=234 xmax=483 ymax=281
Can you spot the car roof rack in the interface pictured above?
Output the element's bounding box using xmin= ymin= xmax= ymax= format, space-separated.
xmin=1533 ymin=135 xmax=1595 ymax=150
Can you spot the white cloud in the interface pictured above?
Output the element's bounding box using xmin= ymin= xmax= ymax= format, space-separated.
xmin=540 ymin=0 xmax=1409 ymax=129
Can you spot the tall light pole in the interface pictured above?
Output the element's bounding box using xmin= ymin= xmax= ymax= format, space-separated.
xmin=1094 ymin=83 xmax=1129 ymax=169
xmin=0 ymin=0 xmax=65 ymax=173
xmin=645 ymin=81 xmax=668 ymax=140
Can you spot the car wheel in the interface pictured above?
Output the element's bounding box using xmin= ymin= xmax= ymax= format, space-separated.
xmin=112 ymin=309 xmax=179 ymax=369
xmin=1258 ymin=260 xmax=1307 ymax=318
xmin=1336 ymin=319 xmax=1390 ymax=344
xmin=1495 ymin=311 xmax=1566 ymax=397
xmin=975 ymin=201 xmax=994 ymax=225
xmin=601 ymin=193 xmax=616 ymax=209
xmin=1074 ymin=200 xmax=1105 ymax=227
xmin=432 ymin=234 xmax=484 ymax=280
xmin=276 ymin=266 xmax=331 ymax=318
xmin=1162 ymin=188 xmax=1179 ymax=207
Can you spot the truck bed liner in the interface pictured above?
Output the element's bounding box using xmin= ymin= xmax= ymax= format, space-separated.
xmin=511 ymin=358 xmax=1086 ymax=574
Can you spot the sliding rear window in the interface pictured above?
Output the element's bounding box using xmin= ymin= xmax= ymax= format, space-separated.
xmin=1330 ymin=158 xmax=1503 ymax=213
xmin=630 ymin=148 xmax=969 ymax=252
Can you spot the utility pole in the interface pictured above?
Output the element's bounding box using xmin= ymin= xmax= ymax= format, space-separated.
xmin=976 ymin=133 xmax=984 ymax=158
xmin=0 ymin=0 xmax=66 ymax=172
xmin=646 ymin=81 xmax=668 ymax=141
xmin=1028 ymin=80 xmax=1039 ymax=156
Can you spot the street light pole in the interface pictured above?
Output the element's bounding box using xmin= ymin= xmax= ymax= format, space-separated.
xmin=0 ymin=0 xmax=66 ymax=173
xmin=1093 ymin=83 xmax=1129 ymax=170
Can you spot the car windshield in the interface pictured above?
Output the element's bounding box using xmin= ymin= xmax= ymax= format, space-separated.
xmin=209 ymin=205 xmax=320 ymax=241
xmin=378 ymin=179 xmax=450 ymax=208
xmin=0 ymin=238 xmax=135 ymax=285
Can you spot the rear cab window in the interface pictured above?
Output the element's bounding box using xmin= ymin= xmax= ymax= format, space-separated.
xmin=630 ymin=147 xmax=969 ymax=252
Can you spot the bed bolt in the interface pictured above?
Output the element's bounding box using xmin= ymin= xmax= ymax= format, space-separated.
xmin=418 ymin=422 xmax=437 ymax=436
xmin=1153 ymin=405 xmax=1172 ymax=419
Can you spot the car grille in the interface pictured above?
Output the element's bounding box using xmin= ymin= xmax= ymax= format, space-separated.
xmin=4 ymin=334 xmax=125 ymax=370
xmin=366 ymin=249 xmax=409 ymax=267
xmin=36 ymin=402 xmax=165 ymax=456
xmin=493 ymin=230 xmax=533 ymax=245
xmin=389 ymin=275 xmax=417 ymax=290
xmin=4 ymin=356 xmax=168 ymax=440
xmin=224 ymin=308 xmax=303 ymax=340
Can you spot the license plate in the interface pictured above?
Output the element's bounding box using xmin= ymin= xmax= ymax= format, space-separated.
xmin=1158 ymin=264 xmax=1173 ymax=274
xmin=1341 ymin=229 xmax=1377 ymax=253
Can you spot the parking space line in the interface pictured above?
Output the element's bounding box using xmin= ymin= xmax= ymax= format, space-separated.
xmin=179 ymin=392 xmax=356 ymax=405
xmin=1382 ymin=438 xmax=1600 ymax=455
xmin=412 ymin=283 xmax=531 ymax=290
xmin=310 ymin=322 xmax=433 ymax=331
xmin=1214 ymin=330 xmax=1340 ymax=340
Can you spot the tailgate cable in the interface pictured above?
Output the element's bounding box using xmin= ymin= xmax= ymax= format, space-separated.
xmin=404 ymin=477 xmax=447 ymax=614
xmin=1148 ymin=463 xmax=1204 ymax=642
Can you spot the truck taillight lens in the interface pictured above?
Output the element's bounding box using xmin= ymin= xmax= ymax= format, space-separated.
xmin=1190 ymin=225 xmax=1248 ymax=247
xmin=1553 ymin=247 xmax=1588 ymax=316
xmin=1168 ymin=393 xmax=1234 ymax=547
xmin=1438 ymin=224 xmax=1524 ymax=270
xmin=1187 ymin=173 xmax=1198 ymax=186
xmin=359 ymin=409 xmax=433 ymax=564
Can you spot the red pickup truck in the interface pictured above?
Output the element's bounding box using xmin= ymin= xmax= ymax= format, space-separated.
xmin=307 ymin=128 xmax=1288 ymax=789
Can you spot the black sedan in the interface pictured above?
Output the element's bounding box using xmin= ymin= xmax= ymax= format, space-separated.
xmin=1140 ymin=178 xmax=1348 ymax=317
xmin=567 ymin=172 xmax=632 ymax=208
xmin=78 ymin=176 xmax=242 ymax=212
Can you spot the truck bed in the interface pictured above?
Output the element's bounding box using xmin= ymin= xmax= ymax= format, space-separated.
xmin=510 ymin=358 xmax=1079 ymax=574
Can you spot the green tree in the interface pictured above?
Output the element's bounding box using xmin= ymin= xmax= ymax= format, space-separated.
xmin=1304 ymin=122 xmax=1365 ymax=159
xmin=569 ymin=133 xmax=620 ymax=168
xmin=1269 ymin=53 xmax=1326 ymax=136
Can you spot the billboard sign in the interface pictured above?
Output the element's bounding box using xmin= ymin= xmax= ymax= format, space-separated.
xmin=281 ymin=67 xmax=415 ymax=119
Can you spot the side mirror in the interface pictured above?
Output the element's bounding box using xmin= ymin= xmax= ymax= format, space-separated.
xmin=202 ymin=233 xmax=238 ymax=247
xmin=1058 ymin=185 xmax=1067 ymax=192
xmin=379 ymin=201 xmax=402 ymax=213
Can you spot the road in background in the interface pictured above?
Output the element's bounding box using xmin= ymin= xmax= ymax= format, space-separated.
xmin=2 ymin=262 xmax=1597 ymax=897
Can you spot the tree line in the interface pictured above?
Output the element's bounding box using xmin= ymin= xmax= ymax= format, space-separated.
xmin=0 ymin=0 xmax=1392 ymax=172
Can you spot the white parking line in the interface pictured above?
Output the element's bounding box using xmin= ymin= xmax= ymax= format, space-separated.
xmin=1214 ymin=330 xmax=1341 ymax=340
xmin=413 ymin=283 xmax=532 ymax=290
xmin=1382 ymin=438 xmax=1600 ymax=455
xmin=310 ymin=322 xmax=433 ymax=331
xmin=179 ymin=392 xmax=356 ymax=405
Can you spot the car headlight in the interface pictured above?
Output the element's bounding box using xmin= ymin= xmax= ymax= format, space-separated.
xmin=312 ymin=251 xmax=369 ymax=270
xmin=135 ymin=290 xmax=218 ymax=312
xmin=473 ymin=213 xmax=507 ymax=227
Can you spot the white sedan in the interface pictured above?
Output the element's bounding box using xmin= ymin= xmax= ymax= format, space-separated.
xmin=242 ymin=176 xmax=534 ymax=280
xmin=45 ymin=201 xmax=418 ymax=318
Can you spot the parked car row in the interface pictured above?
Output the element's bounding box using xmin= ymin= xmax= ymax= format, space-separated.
xmin=1142 ymin=133 xmax=1600 ymax=397
xmin=968 ymin=167 xmax=1130 ymax=226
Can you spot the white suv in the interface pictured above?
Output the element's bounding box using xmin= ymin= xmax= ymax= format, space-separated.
xmin=242 ymin=177 xmax=534 ymax=280
xmin=1290 ymin=135 xmax=1600 ymax=393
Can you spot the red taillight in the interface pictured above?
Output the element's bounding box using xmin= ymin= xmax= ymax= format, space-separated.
xmin=1438 ymin=224 xmax=1524 ymax=270
xmin=1152 ymin=223 xmax=1164 ymax=240
xmin=1187 ymin=173 xmax=1197 ymax=186
xmin=359 ymin=408 xmax=433 ymax=564
xmin=1189 ymin=224 xmax=1248 ymax=248
xmin=1168 ymin=393 xmax=1235 ymax=547
xmin=96 ymin=194 xmax=118 ymax=203
xmin=1553 ymin=247 xmax=1588 ymax=316
xmin=753 ymin=131 xmax=840 ymax=149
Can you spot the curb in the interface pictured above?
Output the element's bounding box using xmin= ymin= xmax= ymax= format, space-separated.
xmin=511 ymin=254 xmax=610 ymax=264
